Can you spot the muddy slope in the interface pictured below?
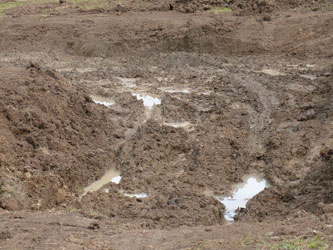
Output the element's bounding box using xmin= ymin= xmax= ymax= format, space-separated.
xmin=0 ymin=64 xmax=124 ymax=210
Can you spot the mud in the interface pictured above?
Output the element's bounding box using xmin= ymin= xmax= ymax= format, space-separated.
xmin=0 ymin=0 xmax=332 ymax=249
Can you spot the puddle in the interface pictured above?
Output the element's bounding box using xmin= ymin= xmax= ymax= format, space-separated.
xmin=117 ymin=77 xmax=137 ymax=88
xmin=124 ymin=193 xmax=148 ymax=198
xmin=260 ymin=69 xmax=286 ymax=76
xmin=111 ymin=175 xmax=122 ymax=184
xmin=163 ymin=122 xmax=191 ymax=128
xmin=216 ymin=175 xmax=269 ymax=221
xmin=91 ymin=95 xmax=114 ymax=107
xmin=198 ymin=90 xmax=213 ymax=96
xmin=161 ymin=88 xmax=190 ymax=94
xmin=299 ymin=73 xmax=317 ymax=80
xmin=80 ymin=169 xmax=121 ymax=199
xmin=57 ymin=67 xmax=96 ymax=73
xmin=132 ymin=93 xmax=161 ymax=108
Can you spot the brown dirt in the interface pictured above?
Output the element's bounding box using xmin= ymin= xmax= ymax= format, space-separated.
xmin=0 ymin=0 xmax=333 ymax=249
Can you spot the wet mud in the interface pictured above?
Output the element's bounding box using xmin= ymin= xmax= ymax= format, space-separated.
xmin=0 ymin=0 xmax=332 ymax=249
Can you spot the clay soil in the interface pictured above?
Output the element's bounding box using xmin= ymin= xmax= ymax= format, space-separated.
xmin=0 ymin=0 xmax=333 ymax=249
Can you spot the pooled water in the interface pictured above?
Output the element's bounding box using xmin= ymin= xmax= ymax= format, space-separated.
xmin=117 ymin=77 xmax=137 ymax=88
xmin=163 ymin=122 xmax=191 ymax=128
xmin=261 ymin=69 xmax=286 ymax=76
xmin=80 ymin=169 xmax=121 ymax=199
xmin=216 ymin=175 xmax=269 ymax=221
xmin=111 ymin=175 xmax=122 ymax=184
xmin=124 ymin=193 xmax=148 ymax=198
xmin=132 ymin=93 xmax=161 ymax=108
xmin=164 ymin=88 xmax=190 ymax=94
xmin=299 ymin=73 xmax=317 ymax=80
xmin=91 ymin=95 xmax=114 ymax=107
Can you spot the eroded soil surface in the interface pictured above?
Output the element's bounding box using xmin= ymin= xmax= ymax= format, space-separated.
xmin=0 ymin=0 xmax=332 ymax=249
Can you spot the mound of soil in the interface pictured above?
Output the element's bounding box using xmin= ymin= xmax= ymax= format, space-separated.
xmin=0 ymin=63 xmax=122 ymax=211
xmin=231 ymin=0 xmax=332 ymax=14
xmin=236 ymin=72 xmax=333 ymax=222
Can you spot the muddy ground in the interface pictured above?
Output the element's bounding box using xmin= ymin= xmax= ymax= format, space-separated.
xmin=0 ymin=0 xmax=333 ymax=249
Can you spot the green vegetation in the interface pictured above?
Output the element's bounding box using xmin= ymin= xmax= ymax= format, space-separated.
xmin=211 ymin=6 xmax=233 ymax=14
xmin=260 ymin=235 xmax=331 ymax=250
xmin=0 ymin=1 xmax=25 ymax=15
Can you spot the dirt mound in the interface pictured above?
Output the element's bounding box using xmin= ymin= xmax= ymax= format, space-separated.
xmin=237 ymin=147 xmax=333 ymax=222
xmin=172 ymin=0 xmax=333 ymax=14
xmin=0 ymin=64 xmax=123 ymax=210
xmin=236 ymin=73 xmax=333 ymax=222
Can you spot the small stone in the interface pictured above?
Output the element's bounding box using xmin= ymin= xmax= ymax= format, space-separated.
xmin=263 ymin=15 xmax=272 ymax=21
xmin=87 ymin=222 xmax=100 ymax=230
xmin=25 ymin=172 xmax=32 ymax=179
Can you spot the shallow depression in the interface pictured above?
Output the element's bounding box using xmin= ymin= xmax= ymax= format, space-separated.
xmin=216 ymin=175 xmax=269 ymax=222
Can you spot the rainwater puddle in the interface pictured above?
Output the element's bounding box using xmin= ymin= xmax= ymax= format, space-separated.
xmin=80 ymin=169 xmax=121 ymax=199
xmin=117 ymin=77 xmax=137 ymax=88
xmin=132 ymin=93 xmax=161 ymax=108
xmin=216 ymin=175 xmax=269 ymax=222
xmin=161 ymin=88 xmax=190 ymax=94
xmin=260 ymin=69 xmax=286 ymax=76
xmin=299 ymin=73 xmax=317 ymax=80
xmin=124 ymin=193 xmax=149 ymax=198
xmin=57 ymin=67 xmax=96 ymax=73
xmin=91 ymin=95 xmax=114 ymax=107
xmin=163 ymin=122 xmax=191 ymax=128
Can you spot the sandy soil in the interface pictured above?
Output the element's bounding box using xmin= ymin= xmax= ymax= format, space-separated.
xmin=0 ymin=0 xmax=332 ymax=249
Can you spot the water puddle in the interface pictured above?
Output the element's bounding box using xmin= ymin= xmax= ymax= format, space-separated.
xmin=91 ymin=95 xmax=114 ymax=107
xmin=57 ymin=67 xmax=96 ymax=73
xmin=117 ymin=77 xmax=137 ymax=88
xmin=161 ymin=88 xmax=190 ymax=94
xmin=111 ymin=175 xmax=122 ymax=184
xmin=124 ymin=193 xmax=148 ymax=198
xmin=198 ymin=90 xmax=213 ymax=96
xmin=299 ymin=73 xmax=317 ymax=80
xmin=216 ymin=174 xmax=269 ymax=221
xmin=163 ymin=122 xmax=191 ymax=128
xmin=80 ymin=169 xmax=121 ymax=199
xmin=260 ymin=69 xmax=286 ymax=76
xmin=132 ymin=93 xmax=161 ymax=108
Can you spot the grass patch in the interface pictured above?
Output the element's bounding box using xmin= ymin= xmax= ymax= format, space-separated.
xmin=0 ymin=1 xmax=25 ymax=15
xmin=260 ymin=235 xmax=331 ymax=250
xmin=211 ymin=6 xmax=232 ymax=14
xmin=69 ymin=0 xmax=107 ymax=10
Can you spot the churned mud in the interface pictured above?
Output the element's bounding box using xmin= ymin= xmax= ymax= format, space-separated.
xmin=0 ymin=0 xmax=332 ymax=249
